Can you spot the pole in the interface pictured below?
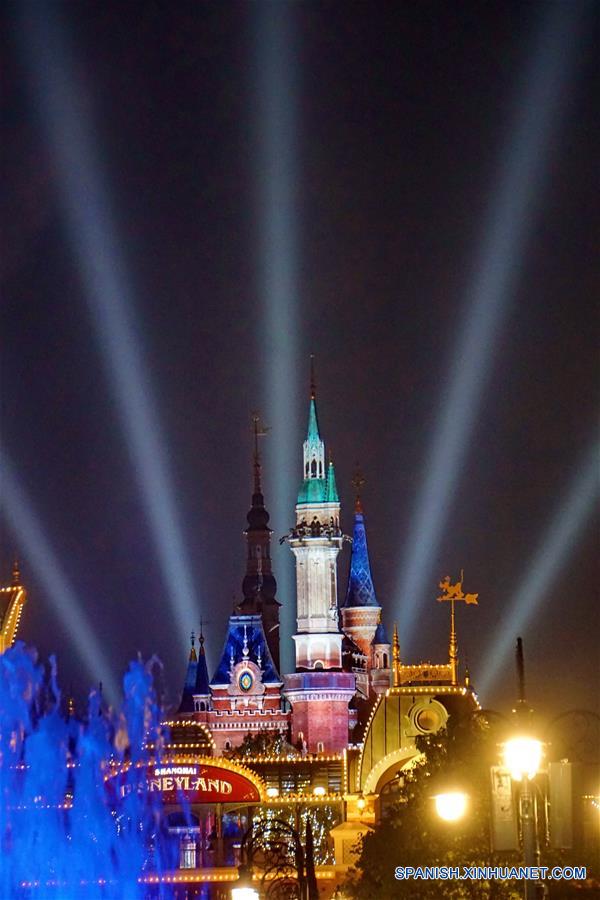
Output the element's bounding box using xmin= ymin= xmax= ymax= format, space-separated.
xmin=519 ymin=775 xmax=541 ymax=900
xmin=449 ymin=598 xmax=458 ymax=685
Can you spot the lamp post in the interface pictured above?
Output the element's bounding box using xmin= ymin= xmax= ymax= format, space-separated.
xmin=504 ymin=639 xmax=545 ymax=900
xmin=503 ymin=736 xmax=543 ymax=900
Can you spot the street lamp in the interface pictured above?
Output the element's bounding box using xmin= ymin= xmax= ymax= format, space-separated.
xmin=231 ymin=863 xmax=258 ymax=900
xmin=503 ymin=736 xmax=544 ymax=900
xmin=504 ymin=737 xmax=543 ymax=782
xmin=433 ymin=791 xmax=469 ymax=822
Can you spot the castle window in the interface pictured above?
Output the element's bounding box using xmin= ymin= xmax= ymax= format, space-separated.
xmin=311 ymin=459 xmax=317 ymax=476
xmin=224 ymin=740 xmax=232 ymax=751
xmin=317 ymin=741 xmax=324 ymax=754
xmin=314 ymin=660 xmax=324 ymax=670
xmin=383 ymin=653 xmax=388 ymax=668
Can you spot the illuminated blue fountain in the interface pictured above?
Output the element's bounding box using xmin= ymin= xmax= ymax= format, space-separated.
xmin=0 ymin=644 xmax=175 ymax=899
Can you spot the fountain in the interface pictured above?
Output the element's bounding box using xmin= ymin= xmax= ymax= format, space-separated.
xmin=0 ymin=643 xmax=175 ymax=899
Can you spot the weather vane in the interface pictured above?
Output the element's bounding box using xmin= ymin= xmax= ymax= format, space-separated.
xmin=437 ymin=570 xmax=479 ymax=685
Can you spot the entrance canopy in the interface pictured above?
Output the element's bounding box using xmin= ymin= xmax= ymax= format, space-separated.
xmin=107 ymin=755 xmax=267 ymax=805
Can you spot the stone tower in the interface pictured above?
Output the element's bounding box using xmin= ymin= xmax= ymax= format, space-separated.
xmin=283 ymin=366 xmax=355 ymax=753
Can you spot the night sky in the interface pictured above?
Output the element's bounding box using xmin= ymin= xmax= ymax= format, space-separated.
xmin=2 ymin=1 xmax=598 ymax=721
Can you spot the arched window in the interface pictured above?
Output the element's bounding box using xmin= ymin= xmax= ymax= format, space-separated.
xmin=314 ymin=660 xmax=324 ymax=670
xmin=311 ymin=458 xmax=317 ymax=476
xmin=317 ymin=741 xmax=324 ymax=754
xmin=383 ymin=653 xmax=388 ymax=669
xmin=224 ymin=740 xmax=232 ymax=751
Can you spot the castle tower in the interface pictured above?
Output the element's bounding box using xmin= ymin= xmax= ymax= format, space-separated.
xmin=341 ymin=486 xmax=389 ymax=698
xmin=370 ymin=617 xmax=392 ymax=696
xmin=237 ymin=415 xmax=281 ymax=671
xmin=283 ymin=366 xmax=355 ymax=753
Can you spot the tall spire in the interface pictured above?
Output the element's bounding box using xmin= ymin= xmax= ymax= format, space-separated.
xmin=299 ymin=356 xmax=327 ymax=497
xmin=343 ymin=487 xmax=378 ymax=608
xmin=325 ymin=453 xmax=339 ymax=503
xmin=12 ymin=557 xmax=20 ymax=586
xmin=240 ymin=413 xmax=280 ymax=671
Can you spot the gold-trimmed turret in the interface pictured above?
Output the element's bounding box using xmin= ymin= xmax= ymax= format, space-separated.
xmin=1 ymin=559 xmax=27 ymax=653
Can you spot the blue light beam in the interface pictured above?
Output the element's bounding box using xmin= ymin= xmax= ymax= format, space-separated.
xmin=478 ymin=438 xmax=599 ymax=698
xmin=0 ymin=447 xmax=120 ymax=704
xmin=254 ymin=2 xmax=302 ymax=675
xmin=17 ymin=3 xmax=198 ymax=653
xmin=395 ymin=1 xmax=592 ymax=650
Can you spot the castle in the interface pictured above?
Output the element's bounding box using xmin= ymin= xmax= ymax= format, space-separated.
xmin=173 ymin=375 xmax=416 ymax=756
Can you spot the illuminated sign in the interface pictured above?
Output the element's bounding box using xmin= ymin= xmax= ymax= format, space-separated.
xmin=114 ymin=763 xmax=261 ymax=804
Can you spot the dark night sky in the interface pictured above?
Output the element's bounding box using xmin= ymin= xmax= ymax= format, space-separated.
xmin=1 ymin=1 xmax=598 ymax=721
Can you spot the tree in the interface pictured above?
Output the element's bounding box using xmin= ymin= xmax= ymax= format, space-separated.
xmin=347 ymin=718 xmax=522 ymax=899
xmin=231 ymin=728 xmax=299 ymax=759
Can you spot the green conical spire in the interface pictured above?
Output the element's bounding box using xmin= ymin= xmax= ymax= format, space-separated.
xmin=326 ymin=458 xmax=339 ymax=502
xmin=306 ymin=397 xmax=321 ymax=442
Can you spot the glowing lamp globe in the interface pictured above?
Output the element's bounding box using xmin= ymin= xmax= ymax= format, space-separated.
xmin=434 ymin=791 xmax=468 ymax=822
xmin=231 ymin=888 xmax=258 ymax=900
xmin=503 ymin=737 xmax=542 ymax=781
xmin=232 ymin=867 xmax=258 ymax=900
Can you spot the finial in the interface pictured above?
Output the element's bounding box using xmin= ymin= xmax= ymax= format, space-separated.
xmin=68 ymin=694 xmax=75 ymax=719
xmin=198 ymin=618 xmax=205 ymax=652
xmin=310 ymin=354 xmax=316 ymax=400
xmin=516 ymin=636 xmax=526 ymax=705
xmin=242 ymin=624 xmax=249 ymax=658
xmin=12 ymin=557 xmax=20 ymax=586
xmin=188 ymin=630 xmax=197 ymax=662
xmin=464 ymin=662 xmax=471 ymax=688
xmin=257 ymin=642 xmax=262 ymax=670
xmin=250 ymin=412 xmax=270 ymax=495
xmin=191 ymin=630 xmax=195 ymax=648
xmin=392 ymin=623 xmax=401 ymax=688
xmin=352 ymin=466 xmax=365 ymax=514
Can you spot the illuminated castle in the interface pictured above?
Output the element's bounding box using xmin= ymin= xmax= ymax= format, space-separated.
xmin=174 ymin=373 xmax=396 ymax=755
xmin=0 ymin=561 xmax=27 ymax=654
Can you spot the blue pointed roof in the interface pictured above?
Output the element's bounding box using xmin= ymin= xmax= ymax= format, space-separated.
xmin=210 ymin=614 xmax=281 ymax=686
xmin=372 ymin=620 xmax=390 ymax=645
xmin=343 ymin=506 xmax=379 ymax=608
xmin=178 ymin=633 xmax=211 ymax=713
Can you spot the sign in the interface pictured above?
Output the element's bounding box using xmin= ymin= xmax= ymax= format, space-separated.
xmin=113 ymin=762 xmax=262 ymax=805
xmin=489 ymin=766 xmax=518 ymax=851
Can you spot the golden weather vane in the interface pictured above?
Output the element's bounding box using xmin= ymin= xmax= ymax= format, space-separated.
xmin=437 ymin=570 xmax=479 ymax=685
